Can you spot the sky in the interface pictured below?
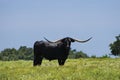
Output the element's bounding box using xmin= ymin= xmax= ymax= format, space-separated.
xmin=0 ymin=0 xmax=120 ymax=56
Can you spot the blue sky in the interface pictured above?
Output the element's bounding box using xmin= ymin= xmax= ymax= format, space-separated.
xmin=0 ymin=0 xmax=120 ymax=56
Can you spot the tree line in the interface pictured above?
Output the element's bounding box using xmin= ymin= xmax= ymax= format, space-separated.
xmin=0 ymin=34 xmax=120 ymax=61
xmin=0 ymin=46 xmax=89 ymax=61
xmin=0 ymin=46 xmax=33 ymax=61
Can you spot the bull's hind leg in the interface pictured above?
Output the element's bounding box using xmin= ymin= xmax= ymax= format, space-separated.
xmin=34 ymin=41 xmax=44 ymax=66
xmin=33 ymin=55 xmax=43 ymax=66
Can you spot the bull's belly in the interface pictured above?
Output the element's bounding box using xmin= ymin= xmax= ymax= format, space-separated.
xmin=41 ymin=50 xmax=68 ymax=60
xmin=42 ymin=52 xmax=66 ymax=61
xmin=45 ymin=57 xmax=57 ymax=61
xmin=43 ymin=55 xmax=59 ymax=61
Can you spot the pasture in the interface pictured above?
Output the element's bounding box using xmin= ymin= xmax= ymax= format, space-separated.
xmin=0 ymin=58 xmax=120 ymax=80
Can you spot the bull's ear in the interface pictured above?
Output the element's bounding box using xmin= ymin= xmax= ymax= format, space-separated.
xmin=71 ymin=39 xmax=75 ymax=42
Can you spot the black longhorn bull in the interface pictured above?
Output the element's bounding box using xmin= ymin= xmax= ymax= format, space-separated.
xmin=33 ymin=37 xmax=92 ymax=66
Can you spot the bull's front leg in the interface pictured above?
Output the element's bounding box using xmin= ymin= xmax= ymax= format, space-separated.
xmin=58 ymin=59 xmax=66 ymax=66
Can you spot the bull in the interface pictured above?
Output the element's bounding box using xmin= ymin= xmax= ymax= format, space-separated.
xmin=33 ymin=37 xmax=92 ymax=66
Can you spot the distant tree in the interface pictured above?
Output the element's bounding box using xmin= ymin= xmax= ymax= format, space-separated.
xmin=17 ymin=46 xmax=33 ymax=60
xmin=0 ymin=48 xmax=18 ymax=61
xmin=75 ymin=51 xmax=89 ymax=58
xmin=0 ymin=46 xmax=33 ymax=61
xmin=68 ymin=49 xmax=89 ymax=59
xmin=100 ymin=54 xmax=110 ymax=58
xmin=109 ymin=34 xmax=120 ymax=56
xmin=91 ymin=55 xmax=97 ymax=58
xmin=68 ymin=49 xmax=76 ymax=58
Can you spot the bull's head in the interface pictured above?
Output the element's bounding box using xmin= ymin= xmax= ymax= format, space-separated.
xmin=44 ymin=37 xmax=92 ymax=48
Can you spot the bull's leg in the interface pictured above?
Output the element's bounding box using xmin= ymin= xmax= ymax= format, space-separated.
xmin=33 ymin=55 xmax=43 ymax=66
xmin=58 ymin=59 xmax=62 ymax=65
xmin=58 ymin=59 xmax=66 ymax=66
xmin=61 ymin=59 xmax=66 ymax=65
xmin=37 ymin=56 xmax=43 ymax=66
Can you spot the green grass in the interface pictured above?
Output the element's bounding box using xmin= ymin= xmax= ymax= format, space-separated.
xmin=0 ymin=58 xmax=120 ymax=80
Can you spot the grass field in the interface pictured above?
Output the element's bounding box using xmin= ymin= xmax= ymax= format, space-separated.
xmin=0 ymin=58 xmax=120 ymax=80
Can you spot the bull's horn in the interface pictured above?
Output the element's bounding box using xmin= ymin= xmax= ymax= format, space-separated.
xmin=44 ymin=37 xmax=53 ymax=43
xmin=73 ymin=37 xmax=92 ymax=43
xmin=44 ymin=37 xmax=63 ymax=43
